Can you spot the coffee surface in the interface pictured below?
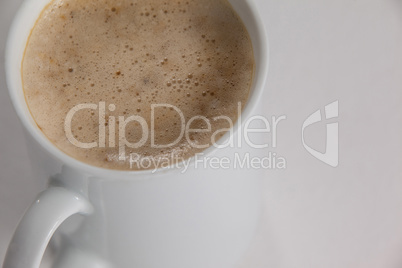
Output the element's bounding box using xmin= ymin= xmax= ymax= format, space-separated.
xmin=23 ymin=0 xmax=254 ymax=170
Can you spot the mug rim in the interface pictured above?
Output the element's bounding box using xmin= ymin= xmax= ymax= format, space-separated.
xmin=5 ymin=0 xmax=269 ymax=179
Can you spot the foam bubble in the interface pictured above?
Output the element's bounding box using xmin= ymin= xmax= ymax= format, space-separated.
xmin=23 ymin=0 xmax=254 ymax=171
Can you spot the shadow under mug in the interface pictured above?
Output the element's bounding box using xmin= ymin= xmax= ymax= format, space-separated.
xmin=4 ymin=0 xmax=269 ymax=267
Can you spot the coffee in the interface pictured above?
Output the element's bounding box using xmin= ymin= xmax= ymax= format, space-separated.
xmin=22 ymin=0 xmax=254 ymax=170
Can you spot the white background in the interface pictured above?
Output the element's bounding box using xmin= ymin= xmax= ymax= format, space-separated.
xmin=1 ymin=0 xmax=402 ymax=267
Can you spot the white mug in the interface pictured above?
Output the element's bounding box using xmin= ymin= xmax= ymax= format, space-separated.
xmin=3 ymin=0 xmax=269 ymax=267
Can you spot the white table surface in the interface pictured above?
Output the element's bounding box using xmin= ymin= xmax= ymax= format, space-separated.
xmin=1 ymin=0 xmax=402 ymax=267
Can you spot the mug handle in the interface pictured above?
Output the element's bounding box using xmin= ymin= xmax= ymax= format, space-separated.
xmin=3 ymin=187 xmax=93 ymax=268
